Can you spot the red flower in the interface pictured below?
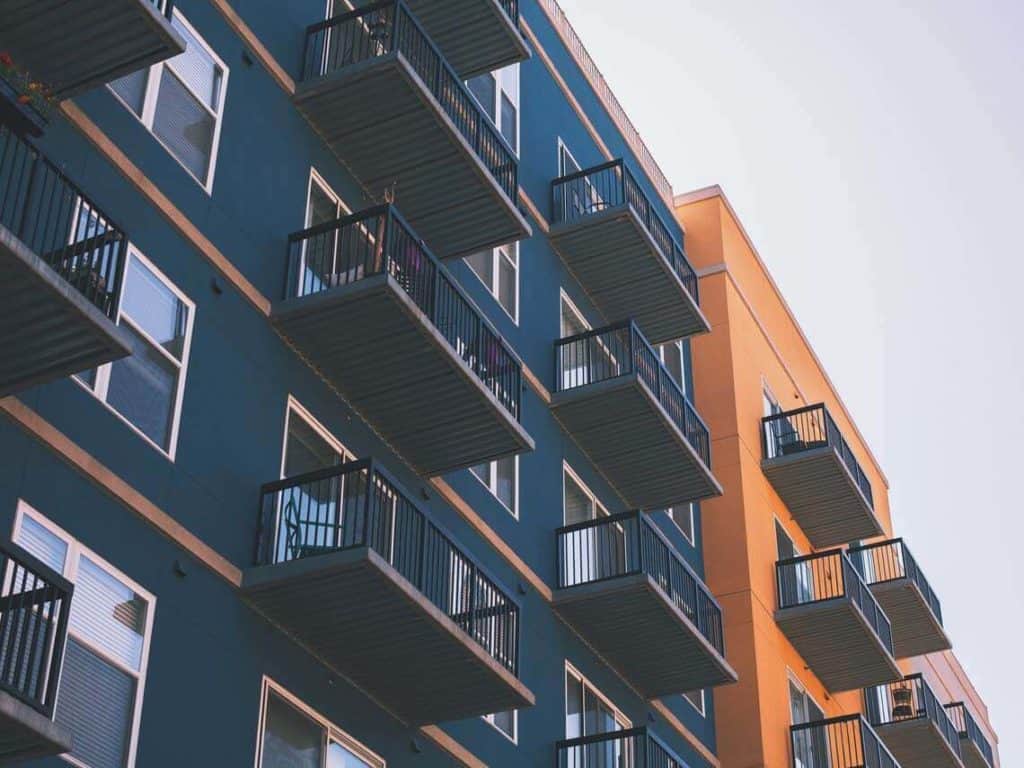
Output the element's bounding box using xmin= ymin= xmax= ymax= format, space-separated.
xmin=17 ymin=94 xmax=30 ymax=104
xmin=0 ymin=52 xmax=13 ymax=67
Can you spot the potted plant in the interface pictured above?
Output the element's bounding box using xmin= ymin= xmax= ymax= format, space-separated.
xmin=0 ymin=52 xmax=53 ymax=137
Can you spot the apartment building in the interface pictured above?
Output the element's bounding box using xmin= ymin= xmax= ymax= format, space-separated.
xmin=675 ymin=186 xmax=1000 ymax=768
xmin=0 ymin=1 xmax=733 ymax=767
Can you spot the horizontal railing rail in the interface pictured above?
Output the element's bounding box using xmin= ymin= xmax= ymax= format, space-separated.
xmin=256 ymin=458 xmax=520 ymax=675
xmin=550 ymin=159 xmax=699 ymax=304
xmin=556 ymin=726 xmax=688 ymax=768
xmin=554 ymin=319 xmax=711 ymax=468
xmin=0 ymin=539 xmax=73 ymax=718
xmin=776 ymin=549 xmax=894 ymax=656
xmin=865 ymin=675 xmax=961 ymax=761
xmin=848 ymin=538 xmax=942 ymax=625
xmin=0 ymin=123 xmax=128 ymax=319
xmin=790 ymin=715 xmax=900 ymax=768
xmin=285 ymin=204 xmax=522 ymax=421
xmin=556 ymin=510 xmax=725 ymax=656
xmin=301 ymin=0 xmax=518 ymax=202
xmin=945 ymin=702 xmax=994 ymax=766
xmin=761 ymin=403 xmax=874 ymax=509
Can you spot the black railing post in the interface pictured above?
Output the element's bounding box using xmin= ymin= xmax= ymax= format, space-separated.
xmin=635 ymin=513 xmax=645 ymax=575
xmin=15 ymin=145 xmax=39 ymax=240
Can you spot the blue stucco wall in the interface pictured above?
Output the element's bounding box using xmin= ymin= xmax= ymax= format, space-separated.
xmin=2 ymin=0 xmax=719 ymax=764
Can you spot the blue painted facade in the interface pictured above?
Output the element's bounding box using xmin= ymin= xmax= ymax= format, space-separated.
xmin=1 ymin=1 xmax=721 ymax=765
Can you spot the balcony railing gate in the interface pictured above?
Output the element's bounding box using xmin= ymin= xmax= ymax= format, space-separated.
xmin=556 ymin=726 xmax=688 ymax=768
xmin=256 ymin=459 xmax=519 ymax=675
xmin=790 ymin=715 xmax=900 ymax=768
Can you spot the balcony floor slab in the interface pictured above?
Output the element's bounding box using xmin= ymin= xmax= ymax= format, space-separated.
xmin=876 ymin=718 xmax=964 ymax=768
xmin=0 ymin=689 xmax=72 ymax=765
xmin=871 ymin=579 xmax=951 ymax=659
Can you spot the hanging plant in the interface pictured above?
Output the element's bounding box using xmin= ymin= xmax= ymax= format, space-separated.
xmin=0 ymin=51 xmax=55 ymax=136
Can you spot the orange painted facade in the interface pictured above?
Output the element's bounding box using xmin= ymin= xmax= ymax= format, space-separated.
xmin=674 ymin=185 xmax=999 ymax=768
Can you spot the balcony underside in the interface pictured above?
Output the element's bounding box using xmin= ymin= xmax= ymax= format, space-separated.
xmin=551 ymin=375 xmax=721 ymax=509
xmin=762 ymin=447 xmax=881 ymax=548
xmin=553 ymin=573 xmax=736 ymax=697
xmin=0 ymin=0 xmax=186 ymax=97
xmin=272 ymin=273 xmax=533 ymax=476
xmin=294 ymin=53 xmax=531 ymax=260
xmin=960 ymin=738 xmax=990 ymax=768
xmin=405 ymin=0 xmax=530 ymax=79
xmin=876 ymin=719 xmax=963 ymax=768
xmin=0 ymin=225 xmax=131 ymax=397
xmin=775 ymin=598 xmax=900 ymax=692
xmin=871 ymin=579 xmax=951 ymax=659
xmin=549 ymin=207 xmax=708 ymax=344
xmin=242 ymin=546 xmax=534 ymax=725
xmin=0 ymin=689 xmax=72 ymax=764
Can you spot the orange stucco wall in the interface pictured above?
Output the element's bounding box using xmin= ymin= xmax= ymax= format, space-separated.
xmin=675 ymin=188 xmax=999 ymax=767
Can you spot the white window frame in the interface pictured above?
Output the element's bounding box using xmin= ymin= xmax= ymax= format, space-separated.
xmin=667 ymin=504 xmax=696 ymax=546
xmin=564 ymin=661 xmax=630 ymax=738
xmin=305 ymin=168 xmax=351 ymax=226
xmin=562 ymin=462 xmax=608 ymax=524
xmin=107 ymin=9 xmax=228 ymax=193
xmin=482 ymin=710 xmax=518 ymax=744
xmin=559 ymin=290 xmax=590 ymax=336
xmin=280 ymin=396 xmax=352 ymax=480
xmin=466 ymin=242 xmax=519 ymax=324
xmin=658 ymin=340 xmax=688 ymax=396
xmin=557 ymin=138 xmax=581 ymax=177
xmin=467 ymin=66 xmax=520 ymax=156
xmin=470 ymin=455 xmax=519 ymax=519
xmin=254 ymin=677 xmax=385 ymax=768
xmin=13 ymin=501 xmax=156 ymax=768
xmin=74 ymin=247 xmax=195 ymax=461
xmin=786 ymin=671 xmax=823 ymax=724
xmin=683 ymin=689 xmax=706 ymax=716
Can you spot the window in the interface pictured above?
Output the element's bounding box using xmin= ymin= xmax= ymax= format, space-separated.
xmin=483 ymin=710 xmax=517 ymax=743
xmin=257 ymin=678 xmax=383 ymax=768
xmin=465 ymin=242 xmax=518 ymax=321
xmin=470 ymin=456 xmax=517 ymax=517
xmin=668 ymin=504 xmax=696 ymax=545
xmin=109 ymin=10 xmax=228 ymax=192
xmin=789 ymin=676 xmax=825 ymax=768
xmin=763 ymin=382 xmax=782 ymax=417
xmin=658 ymin=341 xmax=687 ymax=395
xmin=565 ymin=664 xmax=629 ymax=740
xmin=13 ymin=502 xmax=155 ymax=768
xmin=684 ymin=690 xmax=706 ymax=716
xmin=558 ymin=140 xmax=581 ymax=177
xmin=563 ymin=465 xmax=607 ymax=525
xmin=560 ymin=292 xmax=589 ymax=338
xmin=467 ymin=65 xmax=519 ymax=154
xmin=76 ymin=249 xmax=194 ymax=459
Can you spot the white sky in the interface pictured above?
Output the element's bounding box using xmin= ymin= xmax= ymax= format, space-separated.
xmin=555 ymin=0 xmax=1023 ymax=760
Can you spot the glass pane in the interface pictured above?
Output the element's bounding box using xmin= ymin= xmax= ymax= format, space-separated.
xmin=153 ymin=68 xmax=215 ymax=183
xmin=168 ymin=16 xmax=223 ymax=110
xmin=106 ymin=324 xmax=179 ymax=451
xmin=495 ymin=457 xmax=515 ymax=511
xmin=14 ymin=515 xmax=67 ymax=574
xmin=560 ymin=299 xmax=588 ymax=338
xmin=497 ymin=248 xmax=516 ymax=317
xmin=563 ymin=472 xmax=593 ymax=525
xmin=121 ymin=257 xmax=188 ymax=360
xmin=490 ymin=710 xmax=515 ymax=740
xmin=565 ymin=671 xmax=583 ymax=739
xmin=307 ymin=183 xmax=339 ymax=228
xmin=261 ymin=692 xmax=323 ymax=768
xmin=684 ymin=690 xmax=704 ymax=714
xmin=110 ymin=69 xmax=147 ymax=117
xmin=70 ymin=556 xmax=148 ymax=672
xmin=465 ymin=250 xmax=494 ymax=288
xmin=57 ymin=638 xmax=136 ymax=768
xmin=467 ymin=73 xmax=496 ymax=120
xmin=500 ymin=93 xmax=517 ymax=150
xmin=669 ymin=506 xmax=694 ymax=542
xmin=284 ymin=414 xmax=343 ymax=478
xmin=660 ymin=342 xmax=684 ymax=391
xmin=470 ymin=462 xmax=491 ymax=487
xmin=327 ymin=741 xmax=372 ymax=768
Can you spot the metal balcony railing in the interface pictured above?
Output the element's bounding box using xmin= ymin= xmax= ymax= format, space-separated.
xmin=762 ymin=404 xmax=874 ymax=510
xmin=0 ymin=124 xmax=127 ymax=319
xmin=865 ymin=675 xmax=962 ymax=761
xmin=557 ymin=510 xmax=724 ymax=656
xmin=300 ymin=0 xmax=518 ymax=202
xmin=790 ymin=715 xmax=900 ymax=768
xmin=556 ymin=726 xmax=688 ymax=768
xmin=555 ymin=320 xmax=711 ymax=468
xmin=551 ymin=159 xmax=699 ymax=304
xmin=256 ymin=458 xmax=520 ymax=675
xmin=945 ymin=702 xmax=994 ymax=767
xmin=776 ymin=550 xmax=894 ymax=655
xmin=848 ymin=539 xmax=943 ymax=624
xmin=286 ymin=204 xmax=523 ymax=422
xmin=0 ymin=540 xmax=73 ymax=718
xmin=497 ymin=0 xmax=519 ymax=23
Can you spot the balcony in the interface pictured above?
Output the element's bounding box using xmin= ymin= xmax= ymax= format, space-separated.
xmin=294 ymin=1 xmax=531 ymax=260
xmin=556 ymin=727 xmax=690 ymax=768
xmin=775 ymin=550 xmax=900 ymax=692
xmin=404 ymin=0 xmax=529 ymax=79
xmin=791 ymin=715 xmax=901 ymax=768
xmin=550 ymin=160 xmax=707 ymax=345
xmin=0 ymin=124 xmax=132 ymax=397
xmin=551 ymin=321 xmax=721 ymax=509
xmin=0 ymin=540 xmax=73 ymax=763
xmin=848 ymin=539 xmax=951 ymax=658
xmin=865 ymin=676 xmax=964 ymax=768
xmin=945 ymin=703 xmax=994 ymax=768
xmin=553 ymin=511 xmax=736 ymax=697
xmin=0 ymin=0 xmax=185 ymax=98
xmin=272 ymin=205 xmax=533 ymax=476
xmin=762 ymin=404 xmax=881 ymax=548
xmin=241 ymin=459 xmax=534 ymax=725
